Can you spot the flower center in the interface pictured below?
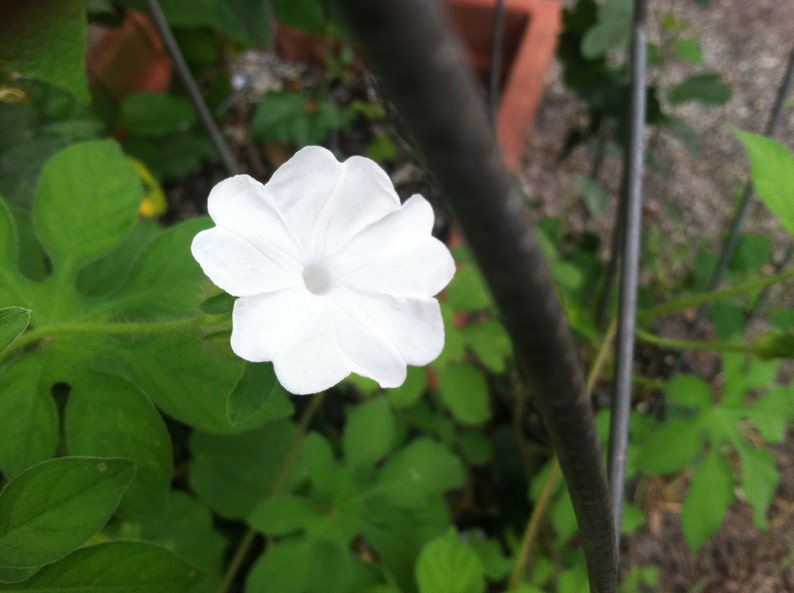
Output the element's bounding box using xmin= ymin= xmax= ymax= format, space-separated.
xmin=302 ymin=262 xmax=333 ymax=295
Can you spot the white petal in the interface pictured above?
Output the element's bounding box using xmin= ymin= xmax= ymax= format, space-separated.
xmin=207 ymin=174 xmax=304 ymax=268
xmin=191 ymin=227 xmax=301 ymax=296
xmin=347 ymin=292 xmax=445 ymax=366
xmin=230 ymin=288 xmax=320 ymax=362
xmin=333 ymin=194 xmax=435 ymax=258
xmin=266 ymin=147 xmax=401 ymax=258
xmin=272 ymin=304 xmax=352 ymax=395
xmin=330 ymin=291 xmax=408 ymax=388
xmin=331 ymin=237 xmax=455 ymax=297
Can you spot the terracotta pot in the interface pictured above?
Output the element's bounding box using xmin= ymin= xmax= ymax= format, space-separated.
xmin=274 ymin=0 xmax=562 ymax=171
xmin=446 ymin=0 xmax=562 ymax=171
xmin=86 ymin=10 xmax=173 ymax=100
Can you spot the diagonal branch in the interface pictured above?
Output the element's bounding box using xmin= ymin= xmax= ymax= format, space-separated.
xmin=334 ymin=1 xmax=616 ymax=591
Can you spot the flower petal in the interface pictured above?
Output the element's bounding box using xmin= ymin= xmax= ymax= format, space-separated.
xmin=345 ymin=291 xmax=445 ymax=366
xmin=272 ymin=305 xmax=352 ymax=395
xmin=207 ymin=174 xmax=303 ymax=268
xmin=191 ymin=227 xmax=301 ymax=296
xmin=230 ymin=288 xmax=320 ymax=362
xmin=331 ymin=236 xmax=455 ymax=297
xmin=330 ymin=291 xmax=408 ymax=388
xmin=266 ymin=147 xmax=401 ymax=258
xmin=334 ymin=194 xmax=435 ymax=258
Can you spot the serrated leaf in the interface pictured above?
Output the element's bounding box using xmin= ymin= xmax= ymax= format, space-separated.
xmin=681 ymin=449 xmax=734 ymax=550
xmin=437 ymin=363 xmax=491 ymax=425
xmin=189 ymin=419 xmax=304 ymax=519
xmin=0 ymin=541 xmax=203 ymax=593
xmin=416 ymin=528 xmax=485 ymax=593
xmin=0 ymin=457 xmax=135 ymax=568
xmin=721 ymin=352 xmax=779 ymax=407
xmin=0 ymin=307 xmax=30 ymax=355
xmin=0 ymin=357 xmax=58 ymax=479
xmin=0 ymin=0 xmax=89 ymax=102
xmin=665 ymin=374 xmax=713 ymax=410
xmin=32 ymin=140 xmax=142 ymax=273
xmin=343 ymin=396 xmax=395 ymax=468
xmin=737 ymin=445 xmax=779 ymax=529
xmin=735 ymin=131 xmax=794 ymax=239
xmin=65 ymin=375 xmax=172 ymax=518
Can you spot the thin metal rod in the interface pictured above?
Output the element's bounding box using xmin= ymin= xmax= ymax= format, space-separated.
xmin=489 ymin=0 xmax=505 ymax=126
xmin=145 ymin=0 xmax=239 ymax=176
xmin=334 ymin=1 xmax=616 ymax=591
xmin=607 ymin=0 xmax=648 ymax=540
xmin=673 ymin=42 xmax=794 ymax=372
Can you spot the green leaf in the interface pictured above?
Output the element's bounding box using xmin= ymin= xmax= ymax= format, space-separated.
xmin=737 ymin=445 xmax=779 ymax=529
xmin=387 ymin=366 xmax=427 ymax=408
xmin=416 ymin=528 xmax=485 ymax=593
xmin=747 ymin=386 xmax=794 ymax=443
xmin=249 ymin=495 xmax=322 ymax=536
xmin=0 ymin=0 xmax=89 ymax=101
xmin=635 ymin=417 xmax=703 ymax=474
xmin=189 ymin=419 xmax=304 ymax=519
xmin=460 ymin=320 xmax=512 ymax=373
xmin=674 ymin=38 xmax=704 ymax=63
xmin=721 ymin=352 xmax=779 ymax=407
xmin=571 ymin=173 xmax=609 ymax=216
xmin=0 ymin=541 xmax=203 ymax=593
xmin=110 ymin=491 xmax=226 ymax=593
xmin=0 ymin=457 xmax=135 ymax=568
xmin=251 ymin=92 xmax=350 ymax=147
xmin=753 ymin=332 xmax=794 ymax=360
xmin=581 ymin=0 xmax=632 ymax=59
xmin=343 ymin=396 xmax=395 ymax=468
xmin=664 ymin=374 xmax=713 ymax=410
xmin=64 ymin=375 xmax=172 ymax=518
xmin=437 ymin=363 xmax=491 ymax=425
xmin=33 ymin=140 xmax=142 ymax=272
xmin=0 ymin=307 xmax=30 ymax=356
xmin=681 ymin=448 xmax=734 ymax=550
xmin=445 ymin=266 xmax=490 ymax=312
xmin=120 ymin=93 xmax=198 ymax=138
xmin=0 ymin=357 xmax=59 ymax=479
xmin=226 ymin=362 xmax=283 ymax=425
xmin=735 ymin=131 xmax=794 ymax=239
xmin=271 ymin=0 xmax=350 ymax=39
xmin=378 ymin=439 xmax=464 ymax=507
xmin=668 ymin=73 xmax=732 ymax=105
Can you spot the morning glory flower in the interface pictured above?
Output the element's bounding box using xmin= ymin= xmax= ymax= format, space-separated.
xmin=191 ymin=146 xmax=455 ymax=395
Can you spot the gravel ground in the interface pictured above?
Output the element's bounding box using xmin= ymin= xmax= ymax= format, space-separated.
xmin=520 ymin=0 xmax=794 ymax=282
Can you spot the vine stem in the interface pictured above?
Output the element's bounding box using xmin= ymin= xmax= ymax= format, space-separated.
xmin=637 ymin=268 xmax=794 ymax=322
xmin=634 ymin=328 xmax=754 ymax=355
xmin=509 ymin=319 xmax=618 ymax=588
xmin=216 ymin=391 xmax=326 ymax=593
xmin=0 ymin=315 xmax=230 ymax=365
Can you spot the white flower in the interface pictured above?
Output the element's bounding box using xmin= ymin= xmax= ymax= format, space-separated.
xmin=191 ymin=146 xmax=455 ymax=395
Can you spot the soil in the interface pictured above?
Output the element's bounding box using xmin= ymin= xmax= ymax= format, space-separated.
xmin=519 ymin=1 xmax=794 ymax=591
